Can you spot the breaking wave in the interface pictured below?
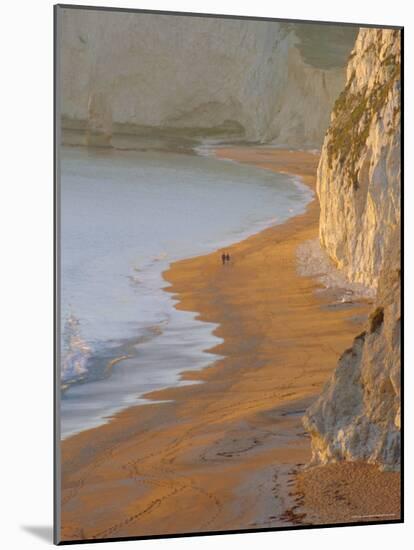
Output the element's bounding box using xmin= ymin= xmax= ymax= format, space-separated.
xmin=61 ymin=314 xmax=92 ymax=383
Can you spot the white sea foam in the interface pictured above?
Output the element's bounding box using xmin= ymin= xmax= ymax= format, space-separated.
xmin=61 ymin=314 xmax=92 ymax=382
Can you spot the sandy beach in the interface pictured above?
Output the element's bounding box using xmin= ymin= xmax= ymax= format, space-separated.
xmin=60 ymin=147 xmax=399 ymax=542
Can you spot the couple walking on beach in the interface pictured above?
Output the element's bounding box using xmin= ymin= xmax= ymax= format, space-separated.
xmin=221 ymin=252 xmax=231 ymax=265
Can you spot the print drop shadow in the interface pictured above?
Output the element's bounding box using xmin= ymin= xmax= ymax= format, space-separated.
xmin=21 ymin=525 xmax=53 ymax=543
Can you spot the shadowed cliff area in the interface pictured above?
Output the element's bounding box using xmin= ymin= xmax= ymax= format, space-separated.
xmin=291 ymin=24 xmax=358 ymax=69
xmin=58 ymin=9 xmax=357 ymax=148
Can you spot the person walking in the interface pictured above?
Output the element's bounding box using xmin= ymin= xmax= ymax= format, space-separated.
xmin=226 ymin=253 xmax=230 ymax=262
xmin=221 ymin=253 xmax=226 ymax=265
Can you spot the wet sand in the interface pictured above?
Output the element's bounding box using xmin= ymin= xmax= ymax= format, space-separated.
xmin=60 ymin=147 xmax=397 ymax=543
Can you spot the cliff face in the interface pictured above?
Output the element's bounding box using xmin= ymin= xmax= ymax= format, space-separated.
xmin=58 ymin=8 xmax=356 ymax=147
xmin=304 ymin=29 xmax=401 ymax=471
xmin=317 ymin=29 xmax=401 ymax=288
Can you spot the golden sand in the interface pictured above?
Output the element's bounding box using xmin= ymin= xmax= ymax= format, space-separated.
xmin=60 ymin=147 xmax=398 ymax=542
xmin=292 ymin=462 xmax=401 ymax=525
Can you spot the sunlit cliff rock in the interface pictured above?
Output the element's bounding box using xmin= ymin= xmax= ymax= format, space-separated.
xmin=303 ymin=28 xmax=401 ymax=471
xmin=317 ymin=28 xmax=401 ymax=288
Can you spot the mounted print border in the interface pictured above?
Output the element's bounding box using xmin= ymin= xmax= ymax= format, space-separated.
xmin=54 ymin=4 xmax=404 ymax=545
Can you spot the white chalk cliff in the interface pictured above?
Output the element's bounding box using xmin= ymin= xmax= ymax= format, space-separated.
xmin=317 ymin=28 xmax=401 ymax=288
xmin=58 ymin=8 xmax=356 ymax=147
xmin=303 ymin=28 xmax=401 ymax=471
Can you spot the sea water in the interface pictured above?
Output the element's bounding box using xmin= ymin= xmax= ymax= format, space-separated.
xmin=59 ymin=146 xmax=313 ymax=438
